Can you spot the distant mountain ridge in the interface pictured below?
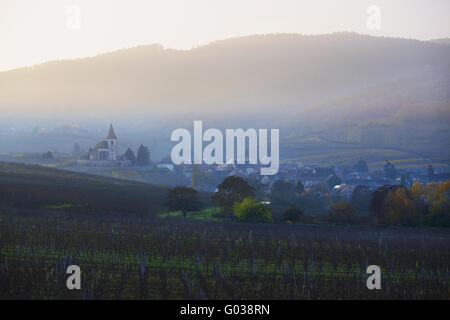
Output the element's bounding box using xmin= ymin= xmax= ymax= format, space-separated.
xmin=1 ymin=32 xmax=449 ymax=128
xmin=429 ymin=38 xmax=450 ymax=45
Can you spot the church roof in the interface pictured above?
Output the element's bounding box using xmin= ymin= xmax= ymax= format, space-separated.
xmin=106 ymin=124 xmax=117 ymax=139
xmin=93 ymin=140 xmax=108 ymax=151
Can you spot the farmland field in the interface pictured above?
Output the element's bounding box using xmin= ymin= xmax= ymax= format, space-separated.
xmin=0 ymin=209 xmax=448 ymax=299
xmin=0 ymin=161 xmax=211 ymax=216
xmin=280 ymin=123 xmax=450 ymax=170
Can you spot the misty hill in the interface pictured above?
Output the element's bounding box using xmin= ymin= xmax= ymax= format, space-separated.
xmin=0 ymin=161 xmax=211 ymax=216
xmin=1 ymin=32 xmax=449 ymax=126
xmin=1 ymin=33 xmax=449 ymax=165
xmin=429 ymin=38 xmax=450 ymax=45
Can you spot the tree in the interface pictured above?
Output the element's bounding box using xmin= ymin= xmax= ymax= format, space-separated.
xmin=309 ymin=182 xmax=329 ymax=194
xmin=400 ymin=175 xmax=408 ymax=187
xmin=353 ymin=159 xmax=368 ymax=173
xmin=349 ymin=185 xmax=372 ymax=210
xmin=282 ymin=204 xmax=303 ymax=223
xmin=233 ymin=197 xmax=272 ymax=223
xmin=295 ymin=180 xmax=305 ymax=195
xmin=191 ymin=164 xmax=199 ymax=188
xmin=427 ymin=204 xmax=450 ymax=227
xmin=73 ymin=143 xmax=81 ymax=154
xmin=409 ymin=181 xmax=423 ymax=200
xmin=165 ymin=186 xmax=201 ymax=218
xmin=381 ymin=188 xmax=426 ymax=226
xmin=124 ymin=148 xmax=136 ymax=164
xmin=427 ymin=165 xmax=435 ymax=179
xmin=270 ymin=180 xmax=296 ymax=205
xmin=297 ymin=185 xmax=331 ymax=211
xmin=384 ymin=160 xmax=397 ymax=179
xmin=328 ymin=201 xmax=358 ymax=224
xmin=43 ymin=151 xmax=54 ymax=159
xmin=423 ymin=181 xmax=450 ymax=227
xmin=370 ymin=185 xmax=406 ymax=223
xmin=212 ymin=176 xmax=254 ymax=211
xmin=136 ymin=144 xmax=150 ymax=166
xmin=247 ymin=176 xmax=269 ymax=201
xmin=369 ymin=184 xmax=427 ymax=226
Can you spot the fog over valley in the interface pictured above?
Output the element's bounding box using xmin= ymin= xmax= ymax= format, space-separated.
xmin=1 ymin=33 xmax=449 ymax=163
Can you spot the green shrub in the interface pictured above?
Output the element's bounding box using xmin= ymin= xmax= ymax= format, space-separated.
xmin=233 ymin=197 xmax=272 ymax=223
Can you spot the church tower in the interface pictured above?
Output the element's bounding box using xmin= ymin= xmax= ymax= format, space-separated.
xmin=106 ymin=124 xmax=118 ymax=160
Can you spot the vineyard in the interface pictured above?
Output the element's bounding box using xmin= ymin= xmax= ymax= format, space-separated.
xmin=0 ymin=210 xmax=448 ymax=300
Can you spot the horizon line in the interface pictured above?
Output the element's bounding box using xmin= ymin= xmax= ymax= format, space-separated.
xmin=1 ymin=31 xmax=448 ymax=74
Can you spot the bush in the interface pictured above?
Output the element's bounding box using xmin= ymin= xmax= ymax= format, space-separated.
xmin=233 ymin=197 xmax=272 ymax=223
xmin=328 ymin=201 xmax=358 ymax=224
xmin=282 ymin=204 xmax=304 ymax=223
xmin=427 ymin=204 xmax=450 ymax=227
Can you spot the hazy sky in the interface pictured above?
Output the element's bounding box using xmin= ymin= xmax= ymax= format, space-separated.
xmin=1 ymin=0 xmax=449 ymax=71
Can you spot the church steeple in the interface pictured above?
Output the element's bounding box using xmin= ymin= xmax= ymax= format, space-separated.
xmin=106 ymin=124 xmax=117 ymax=161
xmin=106 ymin=124 xmax=117 ymax=139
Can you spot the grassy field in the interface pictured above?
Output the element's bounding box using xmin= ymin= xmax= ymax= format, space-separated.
xmin=157 ymin=207 xmax=225 ymax=222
